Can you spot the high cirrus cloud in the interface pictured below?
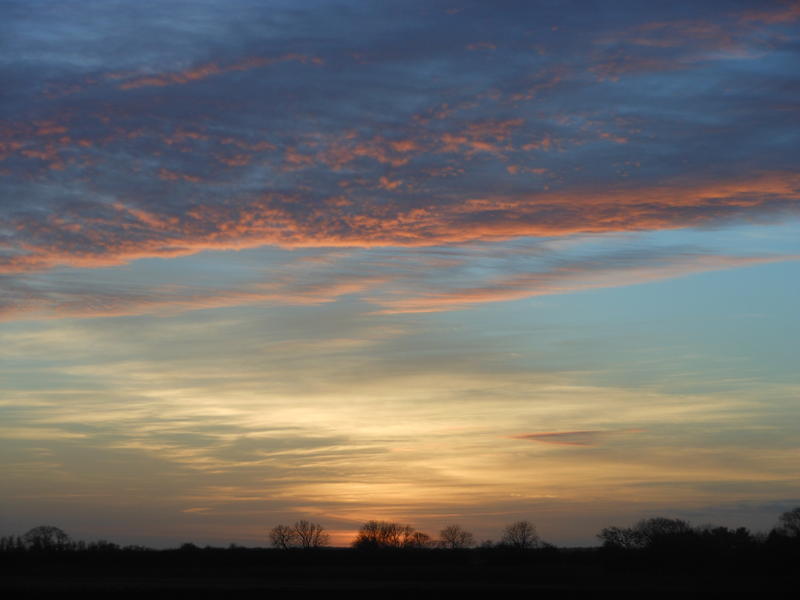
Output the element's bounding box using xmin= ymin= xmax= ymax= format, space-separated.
xmin=2 ymin=242 xmax=797 ymax=321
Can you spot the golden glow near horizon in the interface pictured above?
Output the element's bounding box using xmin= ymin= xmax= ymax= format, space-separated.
xmin=3 ymin=292 xmax=799 ymax=545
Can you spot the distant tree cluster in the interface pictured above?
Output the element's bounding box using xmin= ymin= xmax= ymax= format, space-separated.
xmin=4 ymin=507 xmax=799 ymax=558
xmin=596 ymin=514 xmax=795 ymax=553
xmin=351 ymin=520 xmax=432 ymax=549
xmin=264 ymin=518 xmax=541 ymax=551
xmin=598 ymin=517 xmax=694 ymax=550
xmin=345 ymin=519 xmax=540 ymax=550
xmin=0 ymin=526 xmax=73 ymax=552
xmin=0 ymin=525 xmax=123 ymax=553
xmin=3 ymin=510 xmax=800 ymax=597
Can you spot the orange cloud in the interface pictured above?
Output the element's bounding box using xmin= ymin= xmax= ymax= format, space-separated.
xmin=590 ymin=4 xmax=797 ymax=81
xmin=158 ymin=168 xmax=203 ymax=183
xmin=3 ymin=171 xmax=799 ymax=275
xmin=117 ymin=54 xmax=321 ymax=90
xmin=438 ymin=119 xmax=524 ymax=156
xmin=321 ymin=137 xmax=422 ymax=169
xmin=215 ymin=154 xmax=253 ymax=167
xmin=378 ymin=176 xmax=403 ymax=190
xmin=739 ymin=0 xmax=800 ymax=24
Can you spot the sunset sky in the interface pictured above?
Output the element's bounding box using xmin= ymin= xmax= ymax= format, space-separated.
xmin=2 ymin=0 xmax=799 ymax=547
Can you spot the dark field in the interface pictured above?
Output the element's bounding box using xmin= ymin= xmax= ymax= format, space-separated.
xmin=2 ymin=546 xmax=797 ymax=598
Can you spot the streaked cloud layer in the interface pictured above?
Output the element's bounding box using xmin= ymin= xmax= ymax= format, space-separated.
xmin=1 ymin=0 xmax=799 ymax=546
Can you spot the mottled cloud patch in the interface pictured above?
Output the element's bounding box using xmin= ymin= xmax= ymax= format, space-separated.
xmin=591 ymin=0 xmax=800 ymax=80
xmin=1 ymin=0 xmax=798 ymax=284
xmin=2 ymin=172 xmax=798 ymax=276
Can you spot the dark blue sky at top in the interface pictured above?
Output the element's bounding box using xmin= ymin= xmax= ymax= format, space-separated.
xmin=0 ymin=0 xmax=798 ymax=278
xmin=0 ymin=2 xmax=798 ymax=252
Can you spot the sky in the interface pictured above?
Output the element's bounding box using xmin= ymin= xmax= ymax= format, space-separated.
xmin=1 ymin=0 xmax=799 ymax=547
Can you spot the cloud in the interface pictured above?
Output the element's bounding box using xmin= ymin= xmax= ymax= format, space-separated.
xmin=739 ymin=1 xmax=800 ymax=25
xmin=1 ymin=2 xmax=797 ymax=269
xmin=369 ymin=253 xmax=800 ymax=314
xmin=114 ymin=54 xmax=322 ymax=90
xmin=3 ymin=239 xmax=797 ymax=321
xmin=2 ymin=172 xmax=798 ymax=275
xmin=0 ymin=268 xmax=389 ymax=321
xmin=511 ymin=429 xmax=645 ymax=446
xmin=590 ymin=1 xmax=800 ymax=80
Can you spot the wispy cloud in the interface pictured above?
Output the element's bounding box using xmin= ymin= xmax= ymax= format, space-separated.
xmin=3 ymin=240 xmax=797 ymax=320
xmin=369 ymin=253 xmax=800 ymax=314
xmin=511 ymin=429 xmax=645 ymax=446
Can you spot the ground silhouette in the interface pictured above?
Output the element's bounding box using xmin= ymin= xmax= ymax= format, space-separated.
xmin=1 ymin=510 xmax=798 ymax=596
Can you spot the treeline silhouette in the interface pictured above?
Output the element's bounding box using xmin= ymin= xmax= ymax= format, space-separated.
xmin=1 ymin=509 xmax=799 ymax=595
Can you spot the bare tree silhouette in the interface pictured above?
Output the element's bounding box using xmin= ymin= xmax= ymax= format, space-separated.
xmin=270 ymin=521 xmax=329 ymax=549
xmin=501 ymin=521 xmax=540 ymax=550
xmin=269 ymin=524 xmax=297 ymax=549
xmin=439 ymin=524 xmax=475 ymax=549
xmin=406 ymin=530 xmax=434 ymax=548
xmin=293 ymin=520 xmax=329 ymax=549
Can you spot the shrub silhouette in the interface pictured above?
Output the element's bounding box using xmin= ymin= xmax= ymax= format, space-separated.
xmin=22 ymin=525 xmax=72 ymax=551
xmin=775 ymin=507 xmax=800 ymax=538
xmin=597 ymin=525 xmax=644 ymax=550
